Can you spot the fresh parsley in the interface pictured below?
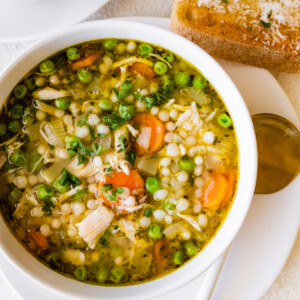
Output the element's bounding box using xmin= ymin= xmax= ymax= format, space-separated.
xmin=97 ymin=133 xmax=105 ymax=138
xmin=113 ymin=80 xmax=134 ymax=100
xmin=100 ymin=184 xmax=124 ymax=202
xmin=268 ymin=10 xmax=272 ymax=18
xmin=144 ymin=208 xmax=154 ymax=217
xmin=76 ymin=116 xmax=87 ymax=127
xmin=59 ymin=168 xmax=81 ymax=187
xmin=102 ymin=112 xmax=126 ymax=130
xmin=222 ymin=0 xmax=228 ymax=4
xmin=125 ymin=151 xmax=136 ymax=165
xmin=260 ymin=20 xmax=271 ymax=28
xmin=42 ymin=200 xmax=55 ymax=216
xmin=118 ymin=133 xmax=128 ymax=152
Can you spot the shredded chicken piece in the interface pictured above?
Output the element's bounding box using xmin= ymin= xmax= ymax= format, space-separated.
xmin=177 ymin=213 xmax=201 ymax=231
xmin=68 ymin=156 xmax=99 ymax=178
xmin=112 ymin=57 xmax=153 ymax=69
xmin=76 ymin=204 xmax=114 ymax=249
xmin=32 ymin=87 xmax=70 ymax=100
xmin=118 ymin=219 xmax=136 ymax=243
xmin=175 ymin=110 xmax=192 ymax=127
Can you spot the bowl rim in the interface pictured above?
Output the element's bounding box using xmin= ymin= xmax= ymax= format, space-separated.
xmin=0 ymin=19 xmax=257 ymax=300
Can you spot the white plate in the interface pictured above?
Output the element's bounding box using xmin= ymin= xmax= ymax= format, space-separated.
xmin=0 ymin=17 xmax=299 ymax=300
xmin=0 ymin=0 xmax=109 ymax=42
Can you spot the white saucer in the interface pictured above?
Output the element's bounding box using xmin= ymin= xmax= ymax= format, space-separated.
xmin=0 ymin=17 xmax=299 ymax=300
xmin=0 ymin=0 xmax=109 ymax=42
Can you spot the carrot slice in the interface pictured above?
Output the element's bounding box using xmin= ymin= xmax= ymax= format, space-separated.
xmin=131 ymin=62 xmax=156 ymax=81
xmin=133 ymin=114 xmax=165 ymax=155
xmin=154 ymin=240 xmax=168 ymax=272
xmin=97 ymin=170 xmax=144 ymax=213
xmin=221 ymin=170 xmax=236 ymax=207
xmin=28 ymin=229 xmax=49 ymax=250
xmin=70 ymin=52 xmax=100 ymax=71
xmin=202 ymin=172 xmax=228 ymax=209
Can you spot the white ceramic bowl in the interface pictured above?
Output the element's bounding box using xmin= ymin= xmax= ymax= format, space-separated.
xmin=0 ymin=20 xmax=257 ymax=300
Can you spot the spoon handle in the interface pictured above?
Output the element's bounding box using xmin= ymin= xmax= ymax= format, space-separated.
xmin=196 ymin=248 xmax=229 ymax=300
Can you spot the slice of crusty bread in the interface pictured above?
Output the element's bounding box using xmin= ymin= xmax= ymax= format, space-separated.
xmin=170 ymin=0 xmax=300 ymax=73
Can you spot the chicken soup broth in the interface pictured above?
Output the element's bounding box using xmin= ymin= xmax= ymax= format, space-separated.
xmin=0 ymin=39 xmax=238 ymax=285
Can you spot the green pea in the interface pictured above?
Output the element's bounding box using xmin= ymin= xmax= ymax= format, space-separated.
xmin=159 ymin=75 xmax=175 ymax=95
xmin=28 ymin=153 xmax=44 ymax=172
xmin=148 ymin=223 xmax=162 ymax=239
xmin=174 ymin=72 xmax=190 ymax=87
xmin=154 ymin=61 xmax=168 ymax=75
xmin=110 ymin=245 xmax=123 ymax=258
xmin=55 ymin=97 xmax=71 ymax=110
xmin=138 ymin=44 xmax=153 ymax=57
xmin=8 ymin=120 xmax=21 ymax=133
xmin=10 ymin=150 xmax=27 ymax=167
xmin=173 ymin=251 xmax=184 ymax=265
xmin=39 ymin=59 xmax=55 ymax=74
xmin=22 ymin=107 xmax=35 ymax=126
xmin=0 ymin=124 xmax=7 ymax=136
xmin=184 ymin=241 xmax=197 ymax=257
xmin=118 ymin=103 xmax=135 ymax=121
xmin=193 ymin=75 xmax=207 ymax=90
xmin=146 ymin=177 xmax=161 ymax=194
xmin=162 ymin=200 xmax=175 ymax=211
xmin=37 ymin=184 xmax=54 ymax=200
xmin=103 ymin=39 xmax=117 ymax=50
xmin=162 ymin=51 xmax=174 ymax=63
xmin=74 ymin=266 xmax=87 ymax=281
xmin=66 ymin=135 xmax=79 ymax=149
xmin=54 ymin=176 xmax=70 ymax=193
xmin=77 ymin=68 xmax=92 ymax=84
xmin=178 ymin=157 xmax=195 ymax=173
xmin=14 ymin=85 xmax=27 ymax=99
xmin=66 ymin=47 xmax=81 ymax=61
xmin=11 ymin=104 xmax=23 ymax=119
xmin=110 ymin=266 xmax=125 ymax=283
xmin=217 ymin=113 xmax=232 ymax=128
xmin=8 ymin=187 xmax=22 ymax=206
xmin=22 ymin=115 xmax=34 ymax=126
xmin=96 ymin=267 xmax=108 ymax=283
xmin=98 ymin=99 xmax=113 ymax=111
xmin=24 ymin=77 xmax=36 ymax=91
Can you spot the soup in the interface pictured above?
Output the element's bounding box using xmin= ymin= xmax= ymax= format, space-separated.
xmin=0 ymin=39 xmax=238 ymax=285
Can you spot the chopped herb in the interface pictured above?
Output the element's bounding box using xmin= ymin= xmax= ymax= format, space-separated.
xmin=260 ymin=20 xmax=271 ymax=28
xmin=42 ymin=200 xmax=55 ymax=216
xmin=100 ymin=184 xmax=124 ymax=202
xmin=118 ymin=133 xmax=128 ymax=152
xmin=268 ymin=10 xmax=272 ymax=18
xmin=248 ymin=26 xmax=253 ymax=33
xmin=222 ymin=0 xmax=228 ymax=4
xmin=76 ymin=115 xmax=87 ymax=127
xmin=148 ymin=155 xmax=159 ymax=159
xmin=144 ymin=208 xmax=154 ymax=217
xmin=59 ymin=168 xmax=81 ymax=187
xmin=49 ymin=145 xmax=55 ymax=150
xmin=78 ymin=153 xmax=89 ymax=165
xmin=196 ymin=103 xmax=202 ymax=109
xmin=113 ymin=80 xmax=134 ymax=100
xmin=99 ymin=230 xmax=109 ymax=248
xmin=90 ymin=128 xmax=95 ymax=139
xmin=145 ymin=96 xmax=156 ymax=110
xmin=97 ymin=133 xmax=105 ymax=138
xmin=106 ymin=166 xmax=113 ymax=173
xmin=126 ymin=151 xmax=136 ymax=165
xmin=92 ymin=144 xmax=104 ymax=155
xmin=102 ymin=112 xmax=126 ymax=130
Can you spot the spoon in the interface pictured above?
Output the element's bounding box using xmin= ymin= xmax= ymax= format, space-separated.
xmin=197 ymin=113 xmax=300 ymax=300
xmin=252 ymin=113 xmax=300 ymax=194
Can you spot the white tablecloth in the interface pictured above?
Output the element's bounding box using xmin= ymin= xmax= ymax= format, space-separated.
xmin=0 ymin=0 xmax=299 ymax=299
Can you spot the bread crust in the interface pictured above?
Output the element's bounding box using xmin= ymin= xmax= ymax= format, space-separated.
xmin=170 ymin=0 xmax=300 ymax=73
